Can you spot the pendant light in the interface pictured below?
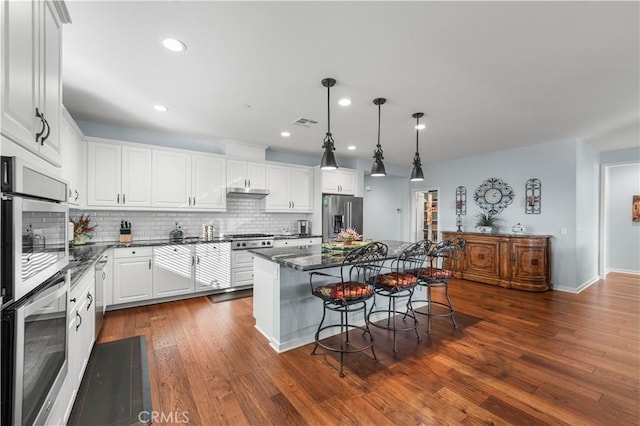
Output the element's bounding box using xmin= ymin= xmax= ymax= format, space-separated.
xmin=370 ymin=98 xmax=387 ymax=177
xmin=410 ymin=112 xmax=425 ymax=181
xmin=320 ymin=78 xmax=338 ymax=170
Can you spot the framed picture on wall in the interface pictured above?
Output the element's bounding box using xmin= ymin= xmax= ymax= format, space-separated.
xmin=633 ymin=195 xmax=640 ymax=222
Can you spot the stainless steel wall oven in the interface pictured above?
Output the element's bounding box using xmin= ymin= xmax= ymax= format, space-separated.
xmin=1 ymin=156 xmax=69 ymax=425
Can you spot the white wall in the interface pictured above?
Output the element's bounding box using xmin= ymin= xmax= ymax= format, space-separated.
xmin=575 ymin=142 xmax=600 ymax=288
xmin=605 ymin=163 xmax=640 ymax=274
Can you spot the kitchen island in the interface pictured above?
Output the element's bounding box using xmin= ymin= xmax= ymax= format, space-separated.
xmin=251 ymin=241 xmax=428 ymax=353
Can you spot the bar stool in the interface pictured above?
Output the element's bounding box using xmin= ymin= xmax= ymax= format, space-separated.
xmin=367 ymin=240 xmax=431 ymax=352
xmin=408 ymin=237 xmax=466 ymax=334
xmin=309 ymin=242 xmax=388 ymax=377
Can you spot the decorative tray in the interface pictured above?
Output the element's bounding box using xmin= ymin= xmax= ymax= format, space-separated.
xmin=322 ymin=241 xmax=369 ymax=251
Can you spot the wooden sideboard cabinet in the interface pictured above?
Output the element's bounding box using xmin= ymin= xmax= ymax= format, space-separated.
xmin=442 ymin=232 xmax=551 ymax=292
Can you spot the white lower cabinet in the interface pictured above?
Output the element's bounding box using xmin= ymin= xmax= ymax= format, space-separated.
xmin=52 ymin=270 xmax=96 ymax=425
xmin=113 ymin=247 xmax=153 ymax=304
xmin=153 ymin=245 xmax=194 ymax=298
xmin=231 ymin=250 xmax=254 ymax=287
xmin=195 ymin=243 xmax=231 ymax=291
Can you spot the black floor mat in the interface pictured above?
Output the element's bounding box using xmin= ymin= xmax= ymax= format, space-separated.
xmin=68 ymin=335 xmax=152 ymax=426
xmin=208 ymin=288 xmax=253 ymax=303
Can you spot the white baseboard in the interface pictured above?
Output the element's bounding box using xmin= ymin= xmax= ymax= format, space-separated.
xmin=606 ymin=268 xmax=640 ymax=276
xmin=553 ymin=275 xmax=600 ymax=294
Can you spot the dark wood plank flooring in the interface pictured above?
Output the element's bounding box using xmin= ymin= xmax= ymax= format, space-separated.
xmin=98 ymin=273 xmax=640 ymax=425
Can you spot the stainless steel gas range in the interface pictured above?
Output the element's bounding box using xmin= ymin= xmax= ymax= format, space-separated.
xmin=225 ymin=233 xmax=274 ymax=288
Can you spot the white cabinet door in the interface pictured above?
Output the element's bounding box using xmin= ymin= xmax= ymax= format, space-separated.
xmin=192 ymin=155 xmax=226 ymax=210
xmin=291 ymin=167 xmax=313 ymax=212
xmin=38 ymin=0 xmax=62 ymax=165
xmin=152 ymin=245 xmax=194 ymax=298
xmin=60 ymin=109 xmax=82 ymax=205
xmin=1 ymin=0 xmax=62 ymax=165
xmin=246 ymin=162 xmax=266 ymax=189
xmin=339 ymin=169 xmax=355 ymax=194
xmin=227 ymin=160 xmax=266 ymax=190
xmin=226 ymin=159 xmax=247 ymax=188
xmin=265 ymin=164 xmax=291 ymax=211
xmin=152 ymin=150 xmax=191 ymax=208
xmin=87 ymin=142 xmax=122 ymax=206
xmin=1 ymin=0 xmax=39 ymax=151
xmin=82 ymin=277 xmax=96 ymax=364
xmin=113 ymin=256 xmax=153 ymax=304
xmin=195 ymin=243 xmax=231 ymax=291
xmin=321 ymin=169 xmax=355 ymax=195
xmin=121 ymin=146 xmax=152 ymax=207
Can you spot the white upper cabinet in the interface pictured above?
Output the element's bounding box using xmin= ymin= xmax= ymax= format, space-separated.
xmin=151 ymin=150 xmax=191 ymax=208
xmin=1 ymin=0 xmax=64 ymax=165
xmin=152 ymin=151 xmax=226 ymax=210
xmin=87 ymin=141 xmax=152 ymax=207
xmin=60 ymin=108 xmax=83 ymax=205
xmin=321 ymin=168 xmax=356 ymax=195
xmin=227 ymin=160 xmax=266 ymax=189
xmin=265 ymin=164 xmax=313 ymax=212
xmin=192 ymin=155 xmax=226 ymax=210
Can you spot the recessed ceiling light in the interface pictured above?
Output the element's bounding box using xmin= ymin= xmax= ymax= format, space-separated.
xmin=162 ymin=38 xmax=186 ymax=52
xmin=153 ymin=105 xmax=168 ymax=112
xmin=415 ymin=124 xmax=426 ymax=130
xmin=338 ymin=99 xmax=352 ymax=106
xmin=347 ymin=145 xmax=356 ymax=150
xmin=281 ymin=131 xmax=290 ymax=137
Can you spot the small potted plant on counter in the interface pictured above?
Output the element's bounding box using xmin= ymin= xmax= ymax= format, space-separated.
xmin=475 ymin=212 xmax=501 ymax=233
xmin=335 ymin=227 xmax=361 ymax=246
xmin=71 ymin=213 xmax=97 ymax=245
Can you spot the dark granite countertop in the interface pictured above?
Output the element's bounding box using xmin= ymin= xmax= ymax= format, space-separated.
xmin=250 ymin=240 xmax=413 ymax=271
xmin=273 ymin=234 xmax=322 ymax=240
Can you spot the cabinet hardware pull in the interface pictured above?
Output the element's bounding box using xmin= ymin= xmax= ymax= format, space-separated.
xmin=87 ymin=292 xmax=93 ymax=310
xmin=248 ymin=179 xmax=250 ymax=187
xmin=191 ymin=256 xmax=195 ymax=266
xmin=193 ymin=197 xmax=196 ymax=206
xmin=76 ymin=311 xmax=82 ymax=331
xmin=35 ymin=108 xmax=46 ymax=142
xmin=196 ymin=255 xmax=200 ymax=265
xmin=117 ymin=193 xmax=120 ymax=204
xmin=74 ymin=190 xmax=79 ymax=201
xmin=123 ymin=193 xmax=126 ymax=204
xmin=102 ymin=271 xmax=106 ymax=280
xmin=244 ymin=179 xmax=247 ymax=187
xmin=148 ymin=259 xmax=152 ymax=269
xmin=292 ymin=201 xmax=294 ymax=208
xmin=70 ymin=297 xmax=76 ymax=303
xmin=40 ymin=115 xmax=51 ymax=145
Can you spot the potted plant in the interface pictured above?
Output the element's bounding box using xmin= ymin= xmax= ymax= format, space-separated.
xmin=71 ymin=214 xmax=97 ymax=245
xmin=335 ymin=227 xmax=361 ymax=245
xmin=475 ymin=212 xmax=500 ymax=233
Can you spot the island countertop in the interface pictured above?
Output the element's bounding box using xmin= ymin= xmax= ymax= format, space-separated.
xmin=250 ymin=240 xmax=412 ymax=271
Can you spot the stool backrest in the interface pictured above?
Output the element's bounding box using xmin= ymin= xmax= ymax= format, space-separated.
xmin=394 ymin=239 xmax=432 ymax=274
xmin=342 ymin=241 xmax=388 ymax=284
xmin=430 ymin=237 xmax=466 ymax=275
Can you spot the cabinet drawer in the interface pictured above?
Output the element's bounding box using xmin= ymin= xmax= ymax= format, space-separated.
xmin=232 ymin=268 xmax=253 ymax=287
xmin=232 ymin=250 xmax=254 ymax=268
xmin=113 ymin=247 xmax=153 ymax=259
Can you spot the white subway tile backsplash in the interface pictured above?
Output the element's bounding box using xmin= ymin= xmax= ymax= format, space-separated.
xmin=71 ymin=198 xmax=311 ymax=242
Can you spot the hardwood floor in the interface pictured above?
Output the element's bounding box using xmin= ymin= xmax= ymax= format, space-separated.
xmin=98 ymin=273 xmax=639 ymax=425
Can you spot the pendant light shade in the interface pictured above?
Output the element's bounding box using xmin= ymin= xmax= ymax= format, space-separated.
xmin=320 ymin=78 xmax=338 ymax=170
xmin=410 ymin=112 xmax=425 ymax=182
xmin=371 ymin=98 xmax=387 ymax=177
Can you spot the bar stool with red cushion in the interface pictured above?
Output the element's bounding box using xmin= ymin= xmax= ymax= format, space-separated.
xmin=367 ymin=240 xmax=431 ymax=352
xmin=309 ymin=242 xmax=388 ymax=377
xmin=407 ymin=237 xmax=466 ymax=334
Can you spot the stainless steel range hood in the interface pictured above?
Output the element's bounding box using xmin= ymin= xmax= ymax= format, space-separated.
xmin=226 ymin=187 xmax=270 ymax=198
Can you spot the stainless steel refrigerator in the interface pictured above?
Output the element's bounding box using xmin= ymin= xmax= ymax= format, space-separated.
xmin=322 ymin=195 xmax=364 ymax=241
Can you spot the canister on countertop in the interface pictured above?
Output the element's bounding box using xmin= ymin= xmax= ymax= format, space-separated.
xmin=201 ymin=224 xmax=215 ymax=240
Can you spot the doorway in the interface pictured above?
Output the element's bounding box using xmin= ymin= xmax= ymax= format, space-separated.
xmin=412 ymin=188 xmax=440 ymax=242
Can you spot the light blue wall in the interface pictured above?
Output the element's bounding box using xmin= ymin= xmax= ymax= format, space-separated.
xmin=409 ymin=138 xmax=581 ymax=290
xmin=606 ymin=163 xmax=640 ymax=273
xmin=600 ymin=147 xmax=640 ymax=164
xmin=363 ymin=175 xmax=408 ymax=241
xmin=575 ymin=142 xmax=600 ymax=287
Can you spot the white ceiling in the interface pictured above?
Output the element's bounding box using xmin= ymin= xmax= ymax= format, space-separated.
xmin=62 ymin=1 xmax=639 ymax=167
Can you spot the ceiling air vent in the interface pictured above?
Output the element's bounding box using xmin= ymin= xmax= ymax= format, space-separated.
xmin=291 ymin=117 xmax=319 ymax=128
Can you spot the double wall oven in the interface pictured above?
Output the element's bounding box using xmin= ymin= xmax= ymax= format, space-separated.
xmin=1 ymin=156 xmax=69 ymax=426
